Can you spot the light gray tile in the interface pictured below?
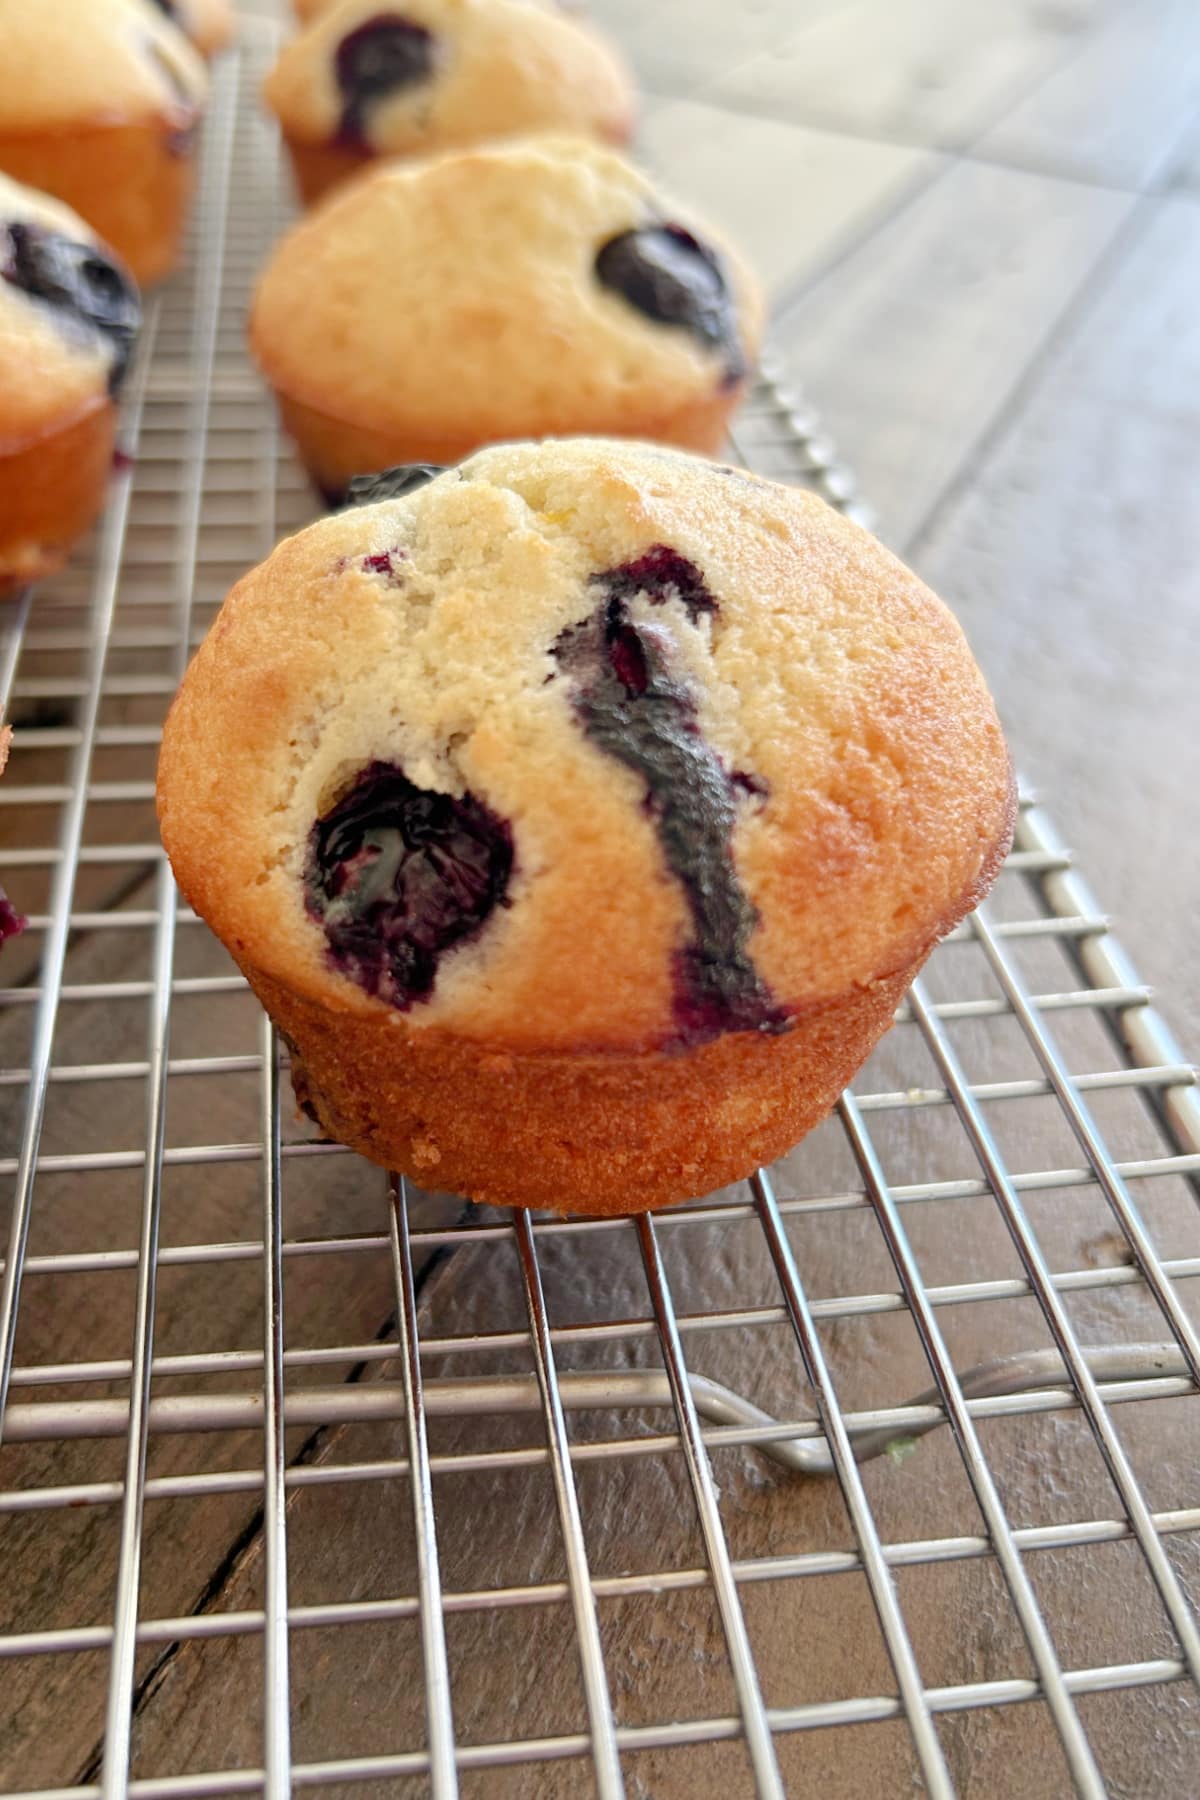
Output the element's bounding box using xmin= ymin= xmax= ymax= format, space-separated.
xmin=584 ymin=0 xmax=853 ymax=95
xmin=771 ymin=156 xmax=1132 ymax=546
xmin=976 ymin=0 xmax=1200 ymax=188
xmin=707 ymin=0 xmax=1119 ymax=151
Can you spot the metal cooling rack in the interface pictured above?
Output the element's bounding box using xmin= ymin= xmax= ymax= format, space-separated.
xmin=2 ymin=17 xmax=1199 ymax=1800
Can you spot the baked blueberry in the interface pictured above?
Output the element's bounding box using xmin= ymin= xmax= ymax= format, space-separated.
xmin=0 ymin=888 xmax=24 ymax=946
xmin=553 ymin=551 xmax=782 ymax=1044
xmin=265 ymin=0 xmax=633 ymax=208
xmin=595 ymin=224 xmax=744 ymax=382
xmin=306 ymin=761 xmax=513 ymax=1007
xmin=2 ymin=222 xmax=139 ymax=394
xmin=344 ymin=463 xmax=444 ymax=508
xmin=334 ymin=15 xmax=439 ymax=148
xmin=603 ymin=544 xmax=715 ymax=625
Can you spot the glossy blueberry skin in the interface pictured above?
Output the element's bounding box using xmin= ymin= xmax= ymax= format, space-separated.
xmin=0 ymin=888 xmax=25 ymax=946
xmin=306 ymin=761 xmax=513 ymax=1008
xmin=594 ymin=224 xmax=745 ymax=384
xmin=553 ymin=548 xmax=782 ymax=1044
xmin=1 ymin=222 xmax=140 ymax=395
xmin=334 ymin=15 xmax=439 ymax=148
xmin=343 ymin=463 xmax=445 ymax=508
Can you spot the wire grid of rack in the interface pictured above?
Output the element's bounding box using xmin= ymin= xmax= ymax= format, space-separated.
xmin=2 ymin=18 xmax=1200 ymax=1800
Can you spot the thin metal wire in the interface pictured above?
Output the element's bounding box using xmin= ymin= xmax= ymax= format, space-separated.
xmin=967 ymin=907 xmax=1200 ymax=1375
xmin=106 ymin=56 xmax=244 ymax=1798
xmin=0 ymin=1355 xmax=1191 ymax=1465
xmin=259 ymin=1021 xmax=292 ymax=1800
xmin=513 ymin=1210 xmax=624 ymax=1799
xmin=5 ymin=1491 xmax=1200 ymax=1663
xmin=751 ymin=1166 xmax=953 ymax=1795
xmin=1018 ymin=804 xmax=1200 ymax=1172
xmin=837 ymin=1091 xmax=1108 ymax=1799
xmin=387 ymin=1180 xmax=459 ymax=1800
xmin=636 ymin=1214 xmax=786 ymax=1800
xmin=99 ymin=856 xmax=174 ymax=1800
xmin=906 ymin=972 xmax=1200 ymax=1689
xmin=0 ymin=316 xmax=157 ymax=1443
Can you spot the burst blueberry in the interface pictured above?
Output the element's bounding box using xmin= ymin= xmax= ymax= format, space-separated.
xmin=595 ymin=224 xmax=744 ymax=383
xmin=334 ymin=15 xmax=439 ymax=148
xmin=0 ymin=888 xmax=25 ymax=946
xmin=344 ymin=463 xmax=445 ymax=508
xmin=306 ymin=761 xmax=512 ymax=1007
xmin=2 ymin=222 xmax=140 ymax=394
xmin=553 ymin=551 xmax=781 ymax=1044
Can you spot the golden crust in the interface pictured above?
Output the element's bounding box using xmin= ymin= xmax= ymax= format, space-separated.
xmin=158 ymin=438 xmax=1014 ymax=1041
xmin=159 ymin=439 xmax=1014 ymax=1213
xmin=0 ymin=175 xmax=124 ymax=586
xmin=258 ymin=955 xmax=925 ymax=1213
xmin=265 ymin=0 xmax=634 ymax=199
xmin=0 ymin=393 xmax=117 ymax=593
xmin=273 ymin=382 xmax=743 ymax=495
xmin=0 ymin=0 xmax=206 ymax=283
xmin=0 ymin=0 xmax=206 ymax=131
xmin=249 ymin=138 xmax=762 ymax=473
xmin=0 ymin=174 xmax=120 ymax=439
xmin=0 ymin=126 xmax=200 ymax=286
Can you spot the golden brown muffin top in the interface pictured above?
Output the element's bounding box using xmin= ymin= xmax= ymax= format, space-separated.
xmin=159 ymin=439 xmax=1014 ymax=1055
xmin=0 ymin=0 xmax=207 ymax=131
xmin=263 ymin=0 xmax=632 ymax=154
xmin=0 ymin=173 xmax=139 ymax=442
xmin=250 ymin=136 xmax=762 ymax=444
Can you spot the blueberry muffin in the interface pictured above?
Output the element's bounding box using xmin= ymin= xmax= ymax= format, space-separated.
xmin=157 ymin=440 xmax=1015 ymax=1215
xmin=0 ymin=174 xmax=141 ymax=592
xmin=0 ymin=0 xmax=208 ymax=285
xmin=264 ymin=0 xmax=634 ymax=206
xmin=249 ymin=136 xmax=762 ymax=498
xmin=145 ymin=0 xmax=235 ymax=58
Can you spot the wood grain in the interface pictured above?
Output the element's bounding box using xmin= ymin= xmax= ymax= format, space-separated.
xmin=770 ymin=156 xmax=1132 ymax=546
xmin=912 ymin=194 xmax=1200 ymax=1044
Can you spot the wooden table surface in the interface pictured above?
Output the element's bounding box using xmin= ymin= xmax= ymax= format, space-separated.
xmin=1 ymin=2 xmax=1198 ymax=1797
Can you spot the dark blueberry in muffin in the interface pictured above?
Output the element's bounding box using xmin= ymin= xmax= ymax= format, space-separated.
xmin=344 ymin=463 xmax=445 ymax=508
xmin=0 ymin=887 xmax=26 ymax=946
xmin=554 ymin=552 xmax=782 ymax=1043
xmin=604 ymin=544 xmax=715 ymax=624
xmin=147 ymin=0 xmax=179 ymax=16
xmin=2 ymin=223 xmax=140 ymax=394
xmin=595 ymin=224 xmax=745 ymax=384
xmin=334 ymin=15 xmax=439 ymax=149
xmin=306 ymin=760 xmax=513 ymax=1007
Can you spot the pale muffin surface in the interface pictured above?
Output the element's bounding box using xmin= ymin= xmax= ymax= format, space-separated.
xmin=251 ymin=137 xmax=762 ymax=452
xmin=265 ymin=0 xmax=632 ymax=153
xmin=159 ymin=439 xmax=1014 ymax=1056
xmin=0 ymin=0 xmax=207 ymax=130
xmin=0 ymin=174 xmax=123 ymax=441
